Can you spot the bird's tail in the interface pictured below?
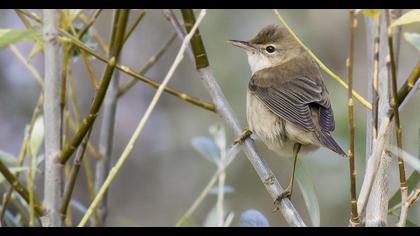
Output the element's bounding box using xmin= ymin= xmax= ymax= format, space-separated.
xmin=316 ymin=131 xmax=347 ymax=158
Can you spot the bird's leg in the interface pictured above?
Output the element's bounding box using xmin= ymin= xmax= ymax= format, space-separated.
xmin=233 ymin=128 xmax=253 ymax=145
xmin=273 ymin=143 xmax=301 ymax=211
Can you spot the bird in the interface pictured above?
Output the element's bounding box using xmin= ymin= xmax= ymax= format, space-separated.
xmin=227 ymin=25 xmax=347 ymax=203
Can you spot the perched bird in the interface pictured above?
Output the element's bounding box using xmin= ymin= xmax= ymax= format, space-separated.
xmin=227 ymin=25 xmax=347 ymax=201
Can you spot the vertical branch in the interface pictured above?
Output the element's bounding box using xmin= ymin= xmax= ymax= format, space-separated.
xmin=42 ymin=9 xmax=64 ymax=227
xmin=365 ymin=12 xmax=393 ymax=227
xmin=347 ymin=10 xmax=360 ymax=226
xmin=181 ymin=9 xmax=306 ymax=226
xmin=384 ymin=9 xmax=408 ymax=227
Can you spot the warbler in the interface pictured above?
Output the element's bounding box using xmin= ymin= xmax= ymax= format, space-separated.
xmin=228 ymin=25 xmax=346 ymax=201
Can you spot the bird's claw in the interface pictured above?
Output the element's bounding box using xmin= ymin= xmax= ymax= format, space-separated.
xmin=272 ymin=190 xmax=292 ymax=212
xmin=233 ymin=128 xmax=253 ymax=145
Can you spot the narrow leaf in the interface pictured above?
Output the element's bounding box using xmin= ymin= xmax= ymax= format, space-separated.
xmin=392 ymin=10 xmax=420 ymax=27
xmin=191 ymin=136 xmax=220 ymax=164
xmin=27 ymin=39 xmax=44 ymax=61
xmin=30 ymin=116 xmax=44 ymax=157
xmin=0 ymin=150 xmax=17 ymax=164
xmin=404 ymin=32 xmax=420 ymax=52
xmin=239 ymin=209 xmax=270 ymax=227
xmin=0 ymin=29 xmax=42 ymax=48
xmin=296 ymin=160 xmax=320 ymax=227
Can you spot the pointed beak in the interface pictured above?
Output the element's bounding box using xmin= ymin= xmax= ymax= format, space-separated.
xmin=226 ymin=40 xmax=255 ymax=52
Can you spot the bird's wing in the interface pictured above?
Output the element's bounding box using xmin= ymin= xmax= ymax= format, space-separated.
xmin=249 ymin=62 xmax=335 ymax=132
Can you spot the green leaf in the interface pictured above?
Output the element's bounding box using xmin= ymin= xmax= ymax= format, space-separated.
xmin=357 ymin=9 xmax=381 ymax=17
xmin=239 ymin=209 xmax=269 ymax=227
xmin=392 ymin=10 xmax=420 ymax=27
xmin=404 ymin=32 xmax=420 ymax=52
xmin=30 ymin=116 xmax=44 ymax=157
xmin=296 ymin=160 xmax=320 ymax=227
xmin=192 ymin=136 xmax=220 ymax=164
xmin=0 ymin=166 xmax=28 ymax=185
xmin=0 ymin=29 xmax=42 ymax=48
xmin=0 ymin=150 xmax=17 ymax=164
xmin=27 ymin=39 xmax=43 ymax=61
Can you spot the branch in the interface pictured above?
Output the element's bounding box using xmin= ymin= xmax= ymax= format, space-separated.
xmin=42 ymin=9 xmax=64 ymax=227
xmin=347 ymin=10 xmax=360 ymax=227
xmin=180 ymin=9 xmax=306 ymax=227
xmin=77 ymin=9 xmax=208 ymax=227
xmin=56 ymin=10 xmax=130 ymax=164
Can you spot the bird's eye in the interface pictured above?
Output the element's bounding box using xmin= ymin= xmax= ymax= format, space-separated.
xmin=265 ymin=46 xmax=275 ymax=53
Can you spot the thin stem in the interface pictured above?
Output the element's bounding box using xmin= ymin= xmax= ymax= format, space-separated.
xmin=76 ymin=9 xmax=103 ymax=39
xmin=60 ymin=128 xmax=92 ymax=222
xmin=0 ymin=95 xmax=43 ymax=224
xmin=42 ymin=9 xmax=64 ymax=227
xmin=181 ymin=9 xmax=305 ymax=227
xmin=78 ymin=9 xmax=207 ymax=227
xmin=0 ymin=161 xmax=44 ymax=216
xmin=118 ymin=33 xmax=177 ymax=97
xmin=397 ymin=62 xmax=420 ymax=106
xmin=273 ymin=9 xmax=372 ymax=110
xmin=122 ymin=10 xmax=146 ymax=43
xmin=8 ymin=45 xmax=44 ymax=89
xmin=56 ymin=10 xmax=130 ymax=164
xmin=385 ymin=9 xmax=408 ymax=227
xmin=347 ymin=10 xmax=360 ymax=226
xmin=60 ymin=30 xmax=216 ymax=112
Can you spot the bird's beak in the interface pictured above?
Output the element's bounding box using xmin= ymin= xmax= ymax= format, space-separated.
xmin=226 ymin=40 xmax=256 ymax=52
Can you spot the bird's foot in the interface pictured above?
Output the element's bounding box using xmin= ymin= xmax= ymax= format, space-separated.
xmin=233 ymin=128 xmax=253 ymax=145
xmin=272 ymin=190 xmax=292 ymax=212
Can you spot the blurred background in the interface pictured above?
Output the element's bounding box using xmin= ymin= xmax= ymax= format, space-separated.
xmin=0 ymin=9 xmax=419 ymax=226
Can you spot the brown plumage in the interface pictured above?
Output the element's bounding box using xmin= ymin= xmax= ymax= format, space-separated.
xmin=228 ymin=25 xmax=346 ymax=200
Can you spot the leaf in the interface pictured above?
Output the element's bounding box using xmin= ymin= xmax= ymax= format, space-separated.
xmin=30 ymin=116 xmax=44 ymax=157
xmin=392 ymin=10 xmax=420 ymax=27
xmin=191 ymin=136 xmax=220 ymax=164
xmin=27 ymin=39 xmax=43 ymax=61
xmin=357 ymin=9 xmax=381 ymax=17
xmin=209 ymin=123 xmax=226 ymax=153
xmin=404 ymin=32 xmax=420 ymax=52
xmin=203 ymin=203 xmax=219 ymax=227
xmin=0 ymin=166 xmax=28 ymax=185
xmin=223 ymin=212 xmax=235 ymax=227
xmin=0 ymin=29 xmax=42 ymax=48
xmin=209 ymin=185 xmax=235 ymax=195
xmin=0 ymin=150 xmax=17 ymax=164
xmin=296 ymin=160 xmax=320 ymax=227
xmin=239 ymin=209 xmax=269 ymax=227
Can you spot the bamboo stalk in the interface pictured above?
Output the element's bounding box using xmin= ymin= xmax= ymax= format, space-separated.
xmin=347 ymin=10 xmax=360 ymax=227
xmin=42 ymin=9 xmax=64 ymax=227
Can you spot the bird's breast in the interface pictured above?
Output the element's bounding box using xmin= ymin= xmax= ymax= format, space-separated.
xmin=246 ymin=91 xmax=319 ymax=157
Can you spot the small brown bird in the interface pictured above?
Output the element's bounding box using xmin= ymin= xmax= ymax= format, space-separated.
xmin=228 ymin=25 xmax=347 ymax=201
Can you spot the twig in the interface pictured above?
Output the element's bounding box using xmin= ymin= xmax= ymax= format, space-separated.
xmin=42 ymin=9 xmax=64 ymax=227
xmin=397 ymin=62 xmax=420 ymax=106
xmin=118 ymin=33 xmax=177 ymax=97
xmin=0 ymin=95 xmax=43 ymax=225
xmin=0 ymin=161 xmax=44 ymax=216
xmin=181 ymin=9 xmax=305 ymax=227
xmin=273 ymin=9 xmax=372 ymax=110
xmin=77 ymin=9 xmax=208 ymax=227
xmin=162 ymin=9 xmax=195 ymax=62
xmin=60 ymin=128 xmax=92 ymax=222
xmin=59 ymin=29 xmax=215 ymax=112
xmin=122 ymin=10 xmax=146 ymax=43
xmin=384 ymin=9 xmax=408 ymax=227
xmin=56 ymin=10 xmax=130 ymax=164
xmin=76 ymin=9 xmax=103 ymax=40
xmin=8 ymin=45 xmax=44 ymax=89
xmin=347 ymin=10 xmax=360 ymax=227
xmin=176 ymin=144 xmax=240 ymax=226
